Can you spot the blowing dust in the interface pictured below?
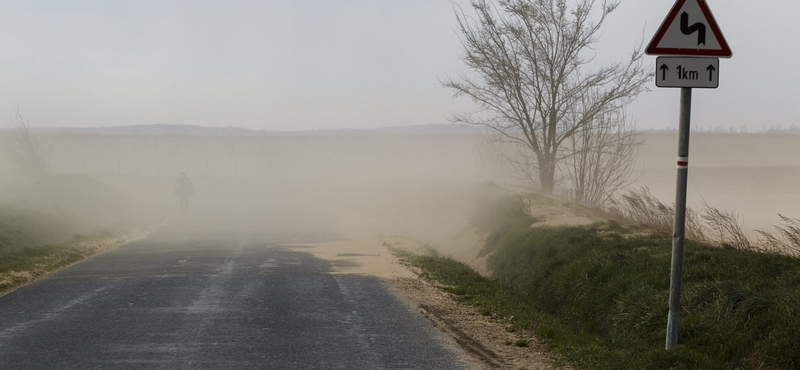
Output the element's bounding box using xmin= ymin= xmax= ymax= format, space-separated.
xmin=635 ymin=133 xmax=800 ymax=237
xmin=0 ymin=132 xmax=509 ymax=248
xmin=1 ymin=130 xmax=798 ymax=259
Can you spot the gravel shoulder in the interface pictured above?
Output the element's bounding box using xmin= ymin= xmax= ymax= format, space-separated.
xmin=296 ymin=234 xmax=566 ymax=370
xmin=390 ymin=264 xmax=565 ymax=370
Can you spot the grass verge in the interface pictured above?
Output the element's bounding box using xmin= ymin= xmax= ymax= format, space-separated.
xmin=396 ymin=196 xmax=800 ymax=370
xmin=1 ymin=244 xmax=99 ymax=294
xmin=0 ymin=212 xmax=141 ymax=296
xmin=0 ymin=206 xmax=76 ymax=252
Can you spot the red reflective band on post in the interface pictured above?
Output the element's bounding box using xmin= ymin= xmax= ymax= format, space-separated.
xmin=677 ymin=156 xmax=688 ymax=169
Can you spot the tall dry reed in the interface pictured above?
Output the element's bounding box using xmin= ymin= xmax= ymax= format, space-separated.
xmin=608 ymin=187 xmax=800 ymax=258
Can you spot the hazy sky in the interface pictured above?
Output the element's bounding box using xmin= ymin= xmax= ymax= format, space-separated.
xmin=0 ymin=0 xmax=797 ymax=131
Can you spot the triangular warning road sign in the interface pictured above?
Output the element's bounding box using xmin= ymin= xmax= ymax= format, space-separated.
xmin=646 ymin=0 xmax=732 ymax=58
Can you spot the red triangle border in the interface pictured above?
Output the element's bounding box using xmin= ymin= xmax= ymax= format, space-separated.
xmin=646 ymin=0 xmax=732 ymax=58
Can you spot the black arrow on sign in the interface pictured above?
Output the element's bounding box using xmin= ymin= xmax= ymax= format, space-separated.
xmin=680 ymin=12 xmax=706 ymax=45
xmin=660 ymin=64 xmax=669 ymax=80
xmin=706 ymin=65 xmax=716 ymax=81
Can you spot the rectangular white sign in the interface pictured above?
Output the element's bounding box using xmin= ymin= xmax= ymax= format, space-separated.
xmin=655 ymin=57 xmax=719 ymax=88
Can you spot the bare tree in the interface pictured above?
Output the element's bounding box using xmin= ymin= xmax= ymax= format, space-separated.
xmin=443 ymin=0 xmax=649 ymax=195
xmin=222 ymin=129 xmax=241 ymax=176
xmin=202 ymin=137 xmax=212 ymax=176
xmin=4 ymin=107 xmax=52 ymax=180
xmin=561 ymin=109 xmax=641 ymax=206
xmin=145 ymin=137 xmax=161 ymax=176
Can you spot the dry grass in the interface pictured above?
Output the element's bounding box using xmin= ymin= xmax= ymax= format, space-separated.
xmin=755 ymin=214 xmax=800 ymax=258
xmin=605 ymin=187 xmax=705 ymax=241
xmin=608 ymin=187 xmax=800 ymax=258
xmin=700 ymin=201 xmax=752 ymax=250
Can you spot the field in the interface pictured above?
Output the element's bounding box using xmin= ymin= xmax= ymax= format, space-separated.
xmin=636 ymin=133 xmax=800 ymax=236
xmin=3 ymin=130 xmax=799 ymax=241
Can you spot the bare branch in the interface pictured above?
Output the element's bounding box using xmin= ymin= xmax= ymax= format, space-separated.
xmin=4 ymin=107 xmax=52 ymax=181
xmin=444 ymin=0 xmax=649 ymax=196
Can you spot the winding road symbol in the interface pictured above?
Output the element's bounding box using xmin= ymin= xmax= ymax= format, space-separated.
xmin=680 ymin=12 xmax=706 ymax=45
xmin=645 ymin=0 xmax=732 ymax=58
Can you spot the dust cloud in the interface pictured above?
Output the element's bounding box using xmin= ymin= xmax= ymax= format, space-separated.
xmin=1 ymin=129 xmax=798 ymax=246
xmin=0 ymin=131 xmax=513 ymax=245
xmin=635 ymin=133 xmax=800 ymax=237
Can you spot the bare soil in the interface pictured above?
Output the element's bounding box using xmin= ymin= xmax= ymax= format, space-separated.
xmin=289 ymin=185 xmax=595 ymax=369
xmin=391 ymin=261 xmax=567 ymax=370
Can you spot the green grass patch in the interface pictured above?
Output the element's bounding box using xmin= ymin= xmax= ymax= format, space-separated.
xmin=0 ymin=206 xmax=76 ymax=253
xmin=398 ymin=195 xmax=800 ymax=370
xmin=0 ymin=244 xmax=100 ymax=291
xmin=0 ymin=207 xmax=137 ymax=295
xmin=468 ymin=188 xmax=540 ymax=258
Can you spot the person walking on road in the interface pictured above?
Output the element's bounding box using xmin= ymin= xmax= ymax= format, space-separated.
xmin=175 ymin=172 xmax=193 ymax=214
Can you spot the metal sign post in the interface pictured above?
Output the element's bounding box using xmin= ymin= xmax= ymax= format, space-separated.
xmin=646 ymin=0 xmax=732 ymax=350
xmin=666 ymin=87 xmax=692 ymax=350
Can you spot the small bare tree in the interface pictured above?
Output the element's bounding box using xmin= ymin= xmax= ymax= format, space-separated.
xmin=221 ymin=127 xmax=241 ymax=176
xmin=4 ymin=107 xmax=52 ymax=181
xmin=561 ymin=109 xmax=641 ymax=206
xmin=443 ymin=0 xmax=649 ymax=196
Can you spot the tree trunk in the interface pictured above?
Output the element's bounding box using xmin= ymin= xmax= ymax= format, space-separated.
xmin=539 ymin=158 xmax=556 ymax=194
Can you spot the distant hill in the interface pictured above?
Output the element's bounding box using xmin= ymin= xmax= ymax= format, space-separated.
xmin=32 ymin=124 xmax=258 ymax=137
xmin=8 ymin=123 xmax=799 ymax=137
xmin=23 ymin=123 xmax=492 ymax=137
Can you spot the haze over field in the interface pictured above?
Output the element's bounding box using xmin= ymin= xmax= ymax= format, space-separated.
xmin=0 ymin=129 xmax=509 ymax=241
xmin=1 ymin=128 xmax=798 ymax=246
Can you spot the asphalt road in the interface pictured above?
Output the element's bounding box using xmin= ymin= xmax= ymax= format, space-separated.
xmin=0 ymin=229 xmax=476 ymax=369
